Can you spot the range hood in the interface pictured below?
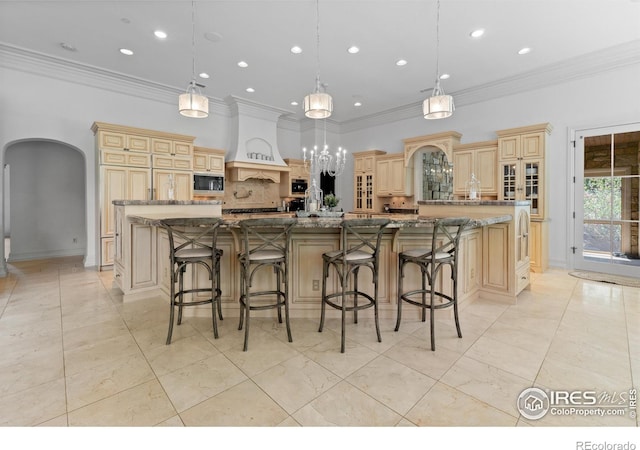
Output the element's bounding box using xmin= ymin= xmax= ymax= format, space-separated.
xmin=225 ymin=95 xmax=292 ymax=182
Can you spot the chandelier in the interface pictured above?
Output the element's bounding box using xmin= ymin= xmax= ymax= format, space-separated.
xmin=423 ymin=0 xmax=454 ymax=120
xmin=302 ymin=120 xmax=347 ymax=177
xmin=304 ymin=0 xmax=333 ymax=119
xmin=178 ymin=0 xmax=209 ymax=118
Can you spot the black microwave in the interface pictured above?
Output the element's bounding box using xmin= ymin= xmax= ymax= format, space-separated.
xmin=291 ymin=178 xmax=308 ymax=194
xmin=193 ymin=173 xmax=224 ymax=195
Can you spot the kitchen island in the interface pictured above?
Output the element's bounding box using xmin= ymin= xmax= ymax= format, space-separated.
xmin=112 ymin=200 xmax=529 ymax=319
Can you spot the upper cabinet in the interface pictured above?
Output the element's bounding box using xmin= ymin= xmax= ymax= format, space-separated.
xmin=151 ymin=138 xmax=193 ymax=157
xmin=280 ymin=158 xmax=309 ymax=198
xmin=193 ymin=146 xmax=225 ymax=174
xmin=95 ymin=130 xmax=151 ymax=153
xmin=353 ymin=150 xmax=386 ymax=212
xmin=496 ymin=123 xmax=552 ymax=220
xmin=452 ymin=140 xmax=498 ymax=197
xmin=376 ymin=153 xmax=414 ymax=197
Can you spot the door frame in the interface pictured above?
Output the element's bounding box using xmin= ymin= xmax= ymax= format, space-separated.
xmin=570 ymin=122 xmax=640 ymax=277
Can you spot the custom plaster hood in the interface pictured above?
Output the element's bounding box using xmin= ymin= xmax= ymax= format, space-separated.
xmin=225 ymin=95 xmax=291 ymax=183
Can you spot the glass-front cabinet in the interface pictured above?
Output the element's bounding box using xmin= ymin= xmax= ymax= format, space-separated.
xmin=499 ymin=158 xmax=544 ymax=219
xmin=352 ymin=150 xmax=385 ymax=213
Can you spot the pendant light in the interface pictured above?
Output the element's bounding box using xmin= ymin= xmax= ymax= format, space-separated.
xmin=304 ymin=0 xmax=333 ymax=119
xmin=179 ymin=0 xmax=209 ymax=118
xmin=423 ymin=0 xmax=454 ymax=120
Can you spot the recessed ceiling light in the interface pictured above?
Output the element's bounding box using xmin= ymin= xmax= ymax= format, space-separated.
xmin=518 ymin=47 xmax=531 ymax=55
xmin=347 ymin=46 xmax=360 ymax=54
xmin=291 ymin=101 xmax=299 ymax=106
xmin=290 ymin=46 xmax=302 ymax=54
xmin=439 ymin=73 xmax=450 ymax=80
xmin=470 ymin=29 xmax=485 ymax=38
xmin=199 ymin=72 xmax=210 ymax=79
xmin=119 ymin=48 xmax=134 ymax=56
xmin=396 ymin=59 xmax=408 ymax=66
xmin=154 ymin=30 xmax=167 ymax=39
xmin=237 ymin=61 xmax=248 ymax=68
xmin=246 ymin=87 xmax=255 ymax=93
xmin=59 ymin=42 xmax=77 ymax=52
xmin=354 ymin=102 xmax=362 ymax=107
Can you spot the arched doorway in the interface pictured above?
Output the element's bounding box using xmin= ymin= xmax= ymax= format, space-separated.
xmin=3 ymin=140 xmax=86 ymax=263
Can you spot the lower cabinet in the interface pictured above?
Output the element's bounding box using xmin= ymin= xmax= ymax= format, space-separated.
xmin=529 ymin=220 xmax=548 ymax=273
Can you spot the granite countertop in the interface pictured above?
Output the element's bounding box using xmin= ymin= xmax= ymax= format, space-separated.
xmin=113 ymin=200 xmax=223 ymax=206
xmin=418 ymin=200 xmax=530 ymax=206
xmin=128 ymin=213 xmax=512 ymax=229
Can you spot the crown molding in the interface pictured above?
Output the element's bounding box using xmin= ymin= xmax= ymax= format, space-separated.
xmin=0 ymin=43 xmax=228 ymax=117
xmin=339 ymin=40 xmax=640 ymax=134
xmin=2 ymin=39 xmax=639 ymax=133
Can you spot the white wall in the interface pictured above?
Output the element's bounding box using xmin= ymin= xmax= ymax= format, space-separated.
xmin=5 ymin=141 xmax=86 ymax=260
xmin=1 ymin=48 xmax=638 ymax=274
xmin=340 ymin=63 xmax=640 ymax=268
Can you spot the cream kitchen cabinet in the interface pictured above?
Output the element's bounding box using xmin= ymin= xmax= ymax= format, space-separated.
xmin=193 ymin=147 xmax=225 ymax=174
xmin=93 ymin=122 xmax=197 ymax=269
xmin=497 ymin=123 xmax=552 ymax=273
xmin=452 ymin=141 xmax=498 ymax=197
xmin=280 ymin=158 xmax=309 ymax=198
xmin=376 ymin=153 xmax=413 ymax=197
xmin=153 ymin=169 xmax=193 ymax=201
xmin=100 ymin=165 xmax=151 ymax=266
xmin=353 ymin=150 xmax=385 ymax=212
xmin=151 ymin=138 xmax=193 ymax=157
xmin=95 ymin=129 xmax=150 ymax=153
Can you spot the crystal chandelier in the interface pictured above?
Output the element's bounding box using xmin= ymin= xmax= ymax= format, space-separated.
xmin=423 ymin=0 xmax=454 ymax=120
xmin=179 ymin=0 xmax=209 ymax=118
xmin=304 ymin=0 xmax=333 ymax=119
xmin=302 ymin=120 xmax=347 ymax=177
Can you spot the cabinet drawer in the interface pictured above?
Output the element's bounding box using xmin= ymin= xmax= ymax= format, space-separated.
xmin=516 ymin=264 xmax=530 ymax=294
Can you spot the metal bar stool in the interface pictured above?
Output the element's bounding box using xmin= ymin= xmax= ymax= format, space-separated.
xmin=237 ymin=218 xmax=297 ymax=351
xmin=395 ymin=217 xmax=470 ymax=350
xmin=160 ymin=217 xmax=224 ymax=345
xmin=319 ymin=218 xmax=391 ymax=353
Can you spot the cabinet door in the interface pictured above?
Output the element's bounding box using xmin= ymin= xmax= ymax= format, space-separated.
xmin=521 ymin=132 xmax=544 ymax=159
xmin=193 ymin=153 xmax=208 ymax=171
xmin=499 ymin=162 xmax=518 ymax=201
xmin=354 ymin=174 xmax=364 ymax=210
xmin=523 ymin=158 xmax=543 ymax=218
xmin=375 ymin=160 xmax=390 ymax=195
xmin=126 ymin=135 xmax=151 ymax=153
xmin=365 ymin=174 xmax=375 ymax=211
xmin=499 ymin=135 xmax=520 ymax=160
xmin=154 ymin=170 xmax=192 ymax=200
xmin=101 ymin=166 xmax=127 ymax=236
xmin=208 ymin=154 xmax=225 ymax=173
xmin=476 ymin=147 xmax=497 ymax=195
xmin=453 ymin=151 xmax=473 ymax=195
xmin=354 ymin=157 xmax=365 ymax=173
xmin=98 ymin=131 xmax=126 ymax=151
xmin=389 ymin=158 xmax=407 ymax=194
xmin=173 ymin=141 xmax=193 ymax=156
xmin=516 ymin=209 xmax=530 ymax=266
xmin=151 ymin=138 xmax=172 ymax=155
xmin=364 ymin=156 xmax=376 ymax=173
xmin=128 ymin=167 xmax=151 ymax=201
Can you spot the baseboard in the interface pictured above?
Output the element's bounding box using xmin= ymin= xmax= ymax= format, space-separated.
xmin=7 ymin=248 xmax=85 ymax=262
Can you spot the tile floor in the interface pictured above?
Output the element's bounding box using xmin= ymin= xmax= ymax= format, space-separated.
xmin=0 ymin=256 xmax=638 ymax=429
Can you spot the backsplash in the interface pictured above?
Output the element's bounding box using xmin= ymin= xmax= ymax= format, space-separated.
xmin=222 ymin=179 xmax=282 ymax=209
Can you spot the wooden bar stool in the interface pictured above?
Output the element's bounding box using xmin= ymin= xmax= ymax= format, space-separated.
xmin=318 ymin=218 xmax=391 ymax=353
xmin=160 ymin=217 xmax=224 ymax=345
xmin=395 ymin=217 xmax=470 ymax=350
xmin=237 ymin=218 xmax=297 ymax=351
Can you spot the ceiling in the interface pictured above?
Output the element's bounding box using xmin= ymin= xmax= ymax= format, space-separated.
xmin=1 ymin=0 xmax=639 ymax=123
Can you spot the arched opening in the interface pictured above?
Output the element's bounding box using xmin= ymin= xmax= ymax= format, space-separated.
xmin=3 ymin=140 xmax=86 ymax=262
xmin=412 ymin=146 xmax=454 ymax=201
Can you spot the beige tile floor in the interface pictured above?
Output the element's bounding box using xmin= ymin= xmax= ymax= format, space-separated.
xmin=0 ymin=256 xmax=638 ymax=428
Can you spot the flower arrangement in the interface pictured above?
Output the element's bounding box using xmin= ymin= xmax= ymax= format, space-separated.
xmin=324 ymin=193 xmax=340 ymax=209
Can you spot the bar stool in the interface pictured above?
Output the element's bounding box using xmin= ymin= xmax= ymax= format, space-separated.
xmin=395 ymin=217 xmax=470 ymax=351
xmin=319 ymin=218 xmax=391 ymax=353
xmin=160 ymin=217 xmax=224 ymax=345
xmin=237 ymin=218 xmax=297 ymax=351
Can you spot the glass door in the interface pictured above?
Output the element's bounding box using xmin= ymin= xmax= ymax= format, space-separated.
xmin=574 ymin=124 xmax=640 ymax=277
